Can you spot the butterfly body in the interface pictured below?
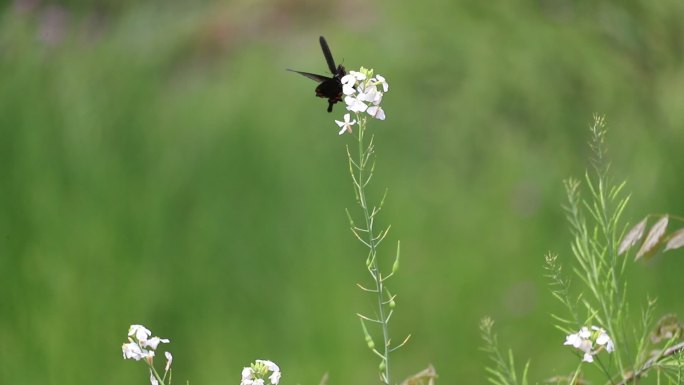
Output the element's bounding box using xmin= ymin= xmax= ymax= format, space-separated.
xmin=288 ymin=36 xmax=346 ymax=112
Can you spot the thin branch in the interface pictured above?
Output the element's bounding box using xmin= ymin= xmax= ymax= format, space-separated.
xmin=613 ymin=342 xmax=684 ymax=385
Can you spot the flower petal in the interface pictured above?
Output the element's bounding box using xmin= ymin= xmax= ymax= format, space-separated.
xmin=270 ymin=370 xmax=282 ymax=385
xmin=150 ymin=370 xmax=159 ymax=385
xmin=242 ymin=367 xmax=254 ymax=380
xmin=129 ymin=325 xmax=152 ymax=341
xmin=367 ymin=106 xmax=385 ymax=120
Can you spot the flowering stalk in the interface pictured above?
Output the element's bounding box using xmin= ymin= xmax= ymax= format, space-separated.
xmin=563 ymin=326 xmax=615 ymax=364
xmin=350 ymin=114 xmax=391 ymax=384
xmin=336 ymin=68 xmax=407 ymax=384
xmin=240 ymin=359 xmax=282 ymax=385
xmin=560 ymin=116 xmax=630 ymax=376
xmin=122 ymin=324 xmax=173 ymax=385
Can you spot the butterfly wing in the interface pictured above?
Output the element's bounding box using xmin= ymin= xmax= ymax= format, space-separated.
xmin=287 ymin=69 xmax=332 ymax=83
xmin=287 ymin=37 xmax=344 ymax=113
xmin=319 ymin=36 xmax=338 ymax=75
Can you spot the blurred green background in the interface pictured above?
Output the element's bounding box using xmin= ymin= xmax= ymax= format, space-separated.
xmin=1 ymin=0 xmax=684 ymax=384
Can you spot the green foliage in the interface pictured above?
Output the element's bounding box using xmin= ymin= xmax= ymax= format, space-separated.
xmin=480 ymin=317 xmax=530 ymax=385
xmin=482 ymin=117 xmax=684 ymax=385
xmin=2 ymin=1 xmax=684 ymax=385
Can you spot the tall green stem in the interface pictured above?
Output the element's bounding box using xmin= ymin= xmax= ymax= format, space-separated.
xmin=351 ymin=116 xmax=392 ymax=384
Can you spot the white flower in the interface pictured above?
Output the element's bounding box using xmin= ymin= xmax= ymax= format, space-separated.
xmin=164 ymin=352 xmax=173 ymax=372
xmin=257 ymin=360 xmax=281 ymax=385
xmin=242 ymin=359 xmax=281 ymax=385
xmin=142 ymin=336 xmax=170 ymax=350
xmin=242 ymin=367 xmax=254 ymax=380
xmin=360 ymin=84 xmax=382 ymax=105
xmin=593 ymin=327 xmax=615 ymax=352
xmin=150 ymin=370 xmax=159 ymax=385
xmin=127 ymin=324 xmax=169 ymax=350
xmin=241 ymin=366 xmax=256 ymax=385
xmin=579 ymin=327 xmax=591 ymax=339
xmin=256 ymin=360 xmax=280 ymax=372
xmin=122 ymin=324 xmax=171 ymax=366
xmin=341 ymin=74 xmax=355 ymax=85
xmin=564 ymin=333 xmax=583 ymax=349
xmin=122 ymin=340 xmax=155 ymax=361
xmin=344 ymin=94 xmax=368 ymax=113
xmin=269 ymin=370 xmax=281 ymax=385
xmin=578 ymin=338 xmax=593 ymax=354
xmin=129 ymin=325 xmax=152 ymax=342
xmin=348 ymin=70 xmax=366 ymax=82
xmin=122 ymin=341 xmax=144 ymax=360
xmin=374 ymin=74 xmax=389 ymax=92
xmin=564 ymin=325 xmax=614 ymax=363
xmin=341 ymin=71 xmax=365 ymax=95
xmin=367 ymin=106 xmax=385 ymax=120
xmin=337 ymin=67 xmax=389 ymax=127
xmin=342 ymin=83 xmax=356 ymax=96
xmin=335 ymin=113 xmax=356 ymax=135
xmin=341 ymin=75 xmax=359 ymax=95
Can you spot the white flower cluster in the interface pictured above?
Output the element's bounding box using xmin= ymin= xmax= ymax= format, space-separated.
xmin=122 ymin=324 xmax=173 ymax=385
xmin=241 ymin=359 xmax=281 ymax=385
xmin=335 ymin=68 xmax=389 ymax=135
xmin=564 ymin=326 xmax=614 ymax=363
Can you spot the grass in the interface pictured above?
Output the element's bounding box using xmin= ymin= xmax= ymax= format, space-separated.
xmin=1 ymin=1 xmax=684 ymax=385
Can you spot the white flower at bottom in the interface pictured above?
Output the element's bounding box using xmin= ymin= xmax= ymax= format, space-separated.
xmin=594 ymin=327 xmax=615 ymax=352
xmin=578 ymin=339 xmax=593 ymax=354
xmin=242 ymin=367 xmax=254 ymax=380
xmin=122 ymin=340 xmax=154 ymax=361
xmin=142 ymin=336 xmax=170 ymax=350
xmin=164 ymin=352 xmax=173 ymax=372
xmin=150 ymin=370 xmax=159 ymax=385
xmin=241 ymin=359 xmax=281 ymax=385
xmin=579 ymin=327 xmax=591 ymax=339
xmin=256 ymin=360 xmax=280 ymax=373
xmin=335 ymin=113 xmax=357 ymax=135
xmin=129 ymin=325 xmax=152 ymax=342
xmin=564 ymin=325 xmax=614 ymax=364
xmin=269 ymin=370 xmax=282 ymax=385
xmin=564 ymin=333 xmax=583 ymax=348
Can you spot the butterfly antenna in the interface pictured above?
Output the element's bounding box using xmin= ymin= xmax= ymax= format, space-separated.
xmin=319 ymin=36 xmax=337 ymax=75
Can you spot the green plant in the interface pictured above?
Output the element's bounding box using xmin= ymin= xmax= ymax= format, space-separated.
xmin=482 ymin=115 xmax=684 ymax=385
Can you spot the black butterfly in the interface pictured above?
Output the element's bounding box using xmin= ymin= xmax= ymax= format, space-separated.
xmin=288 ymin=36 xmax=346 ymax=113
